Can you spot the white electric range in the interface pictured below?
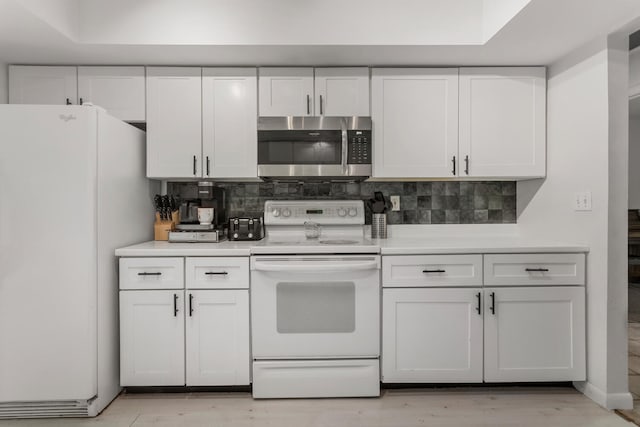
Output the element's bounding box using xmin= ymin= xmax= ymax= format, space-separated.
xmin=250 ymin=200 xmax=381 ymax=399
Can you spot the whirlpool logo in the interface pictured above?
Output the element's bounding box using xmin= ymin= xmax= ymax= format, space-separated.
xmin=59 ymin=114 xmax=77 ymax=122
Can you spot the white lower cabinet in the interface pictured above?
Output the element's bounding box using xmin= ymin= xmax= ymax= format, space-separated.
xmin=120 ymin=290 xmax=185 ymax=386
xmin=185 ymin=290 xmax=250 ymax=385
xmin=381 ymin=253 xmax=586 ymax=384
xmin=382 ymin=288 xmax=483 ymax=382
xmin=483 ymin=286 xmax=585 ymax=382
xmin=119 ymin=256 xmax=250 ymax=387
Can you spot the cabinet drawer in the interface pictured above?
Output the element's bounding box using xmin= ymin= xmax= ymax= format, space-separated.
xmin=484 ymin=253 xmax=585 ymax=286
xmin=119 ymin=258 xmax=184 ymax=290
xmin=382 ymin=255 xmax=483 ymax=287
xmin=186 ymin=257 xmax=249 ymax=289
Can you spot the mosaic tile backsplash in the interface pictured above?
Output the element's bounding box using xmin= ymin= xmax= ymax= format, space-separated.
xmin=167 ymin=181 xmax=516 ymax=225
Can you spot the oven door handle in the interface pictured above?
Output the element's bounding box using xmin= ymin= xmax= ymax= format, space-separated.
xmin=252 ymin=260 xmax=380 ymax=272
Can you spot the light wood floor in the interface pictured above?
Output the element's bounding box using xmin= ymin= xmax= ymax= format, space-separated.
xmin=0 ymin=387 xmax=632 ymax=427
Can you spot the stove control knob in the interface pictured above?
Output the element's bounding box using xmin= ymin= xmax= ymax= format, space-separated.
xmin=282 ymin=208 xmax=292 ymax=217
xmin=272 ymin=208 xmax=281 ymax=217
xmin=337 ymin=208 xmax=347 ymax=217
xmin=348 ymin=208 xmax=358 ymax=217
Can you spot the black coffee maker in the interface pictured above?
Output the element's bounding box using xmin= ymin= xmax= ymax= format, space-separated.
xmin=177 ymin=183 xmax=226 ymax=227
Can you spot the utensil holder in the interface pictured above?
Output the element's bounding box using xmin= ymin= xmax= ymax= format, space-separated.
xmin=371 ymin=213 xmax=387 ymax=239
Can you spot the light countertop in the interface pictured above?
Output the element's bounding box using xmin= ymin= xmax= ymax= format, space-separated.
xmin=115 ymin=236 xmax=588 ymax=257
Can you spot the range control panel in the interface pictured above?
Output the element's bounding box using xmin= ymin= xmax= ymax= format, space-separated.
xmin=347 ymin=130 xmax=372 ymax=164
xmin=264 ymin=200 xmax=365 ymax=226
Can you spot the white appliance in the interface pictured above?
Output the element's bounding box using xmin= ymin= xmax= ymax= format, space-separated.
xmin=250 ymin=200 xmax=381 ymax=398
xmin=0 ymin=105 xmax=155 ymax=418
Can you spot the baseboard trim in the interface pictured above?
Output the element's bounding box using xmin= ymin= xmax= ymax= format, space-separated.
xmin=574 ymin=381 xmax=633 ymax=410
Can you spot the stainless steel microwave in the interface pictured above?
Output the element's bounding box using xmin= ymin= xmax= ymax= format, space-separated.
xmin=257 ymin=116 xmax=372 ymax=181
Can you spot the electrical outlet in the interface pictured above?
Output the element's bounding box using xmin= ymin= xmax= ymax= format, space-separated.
xmin=574 ymin=191 xmax=592 ymax=211
xmin=390 ymin=195 xmax=400 ymax=211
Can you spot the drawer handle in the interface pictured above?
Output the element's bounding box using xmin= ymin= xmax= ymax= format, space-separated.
xmin=138 ymin=272 xmax=162 ymax=276
xmin=525 ymin=268 xmax=550 ymax=272
xmin=476 ymin=292 xmax=481 ymax=315
xmin=205 ymin=271 xmax=228 ymax=275
xmin=189 ymin=293 xmax=194 ymax=317
xmin=422 ymin=269 xmax=445 ymax=273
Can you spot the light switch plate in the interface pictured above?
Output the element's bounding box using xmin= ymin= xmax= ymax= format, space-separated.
xmin=390 ymin=195 xmax=400 ymax=211
xmin=574 ymin=191 xmax=592 ymax=211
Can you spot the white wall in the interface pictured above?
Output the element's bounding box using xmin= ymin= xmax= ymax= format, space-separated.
xmin=0 ymin=63 xmax=7 ymax=104
xmin=517 ymin=35 xmax=631 ymax=409
xmin=631 ymin=118 xmax=640 ymax=208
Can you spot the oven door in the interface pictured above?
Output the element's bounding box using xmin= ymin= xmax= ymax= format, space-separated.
xmin=250 ymin=255 xmax=380 ymax=359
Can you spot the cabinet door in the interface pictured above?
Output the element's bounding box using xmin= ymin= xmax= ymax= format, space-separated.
xmin=459 ymin=67 xmax=546 ymax=178
xmin=382 ymin=288 xmax=483 ymax=383
xmin=484 ymin=286 xmax=585 ymax=382
xmin=77 ymin=66 xmax=145 ymax=121
xmin=146 ymin=67 xmax=202 ymax=179
xmin=314 ymin=68 xmax=370 ymax=116
xmin=9 ymin=66 xmax=77 ymax=105
xmin=202 ymin=68 xmax=258 ymax=178
xmin=120 ymin=291 xmax=185 ymax=386
xmin=186 ymin=290 xmax=250 ymax=385
xmin=259 ymin=68 xmax=314 ymax=116
xmin=371 ymin=69 xmax=459 ymax=178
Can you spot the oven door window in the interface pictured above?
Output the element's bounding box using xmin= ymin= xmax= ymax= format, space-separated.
xmin=276 ymin=282 xmax=355 ymax=333
xmin=258 ymin=130 xmax=342 ymax=165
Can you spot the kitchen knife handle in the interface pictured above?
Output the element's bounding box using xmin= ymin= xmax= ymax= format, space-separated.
xmin=452 ymin=156 xmax=456 ymax=175
xmin=206 ymin=156 xmax=210 ymax=176
xmin=422 ymin=269 xmax=446 ymax=273
xmin=66 ymin=98 xmax=72 ymax=105
xmin=189 ymin=293 xmax=194 ymax=317
xmin=205 ymin=271 xmax=228 ymax=275
xmin=173 ymin=293 xmax=179 ymax=317
xmin=476 ymin=292 xmax=481 ymax=315
xmin=525 ymin=268 xmax=550 ymax=272
xmin=193 ymin=155 xmax=197 ymax=175
xmin=138 ymin=272 xmax=162 ymax=276
xmin=306 ymin=95 xmax=311 ymax=115
xmin=464 ymin=155 xmax=470 ymax=175
xmin=319 ymin=95 xmax=324 ymax=115
xmin=490 ymin=292 xmax=495 ymax=315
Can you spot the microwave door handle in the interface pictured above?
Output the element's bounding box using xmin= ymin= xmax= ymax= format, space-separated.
xmin=252 ymin=260 xmax=379 ymax=272
xmin=342 ymin=126 xmax=349 ymax=176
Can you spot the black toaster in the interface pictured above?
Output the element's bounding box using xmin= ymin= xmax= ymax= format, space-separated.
xmin=228 ymin=217 xmax=264 ymax=241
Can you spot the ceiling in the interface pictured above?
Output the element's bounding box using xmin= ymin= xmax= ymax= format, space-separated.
xmin=1 ymin=0 xmax=640 ymax=66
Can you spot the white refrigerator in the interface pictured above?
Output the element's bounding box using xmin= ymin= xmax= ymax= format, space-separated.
xmin=0 ymin=105 xmax=156 ymax=418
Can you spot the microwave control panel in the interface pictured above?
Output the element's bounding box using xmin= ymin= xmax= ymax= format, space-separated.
xmin=347 ymin=130 xmax=372 ymax=164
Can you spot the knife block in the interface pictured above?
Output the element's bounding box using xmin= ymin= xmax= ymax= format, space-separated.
xmin=154 ymin=211 xmax=178 ymax=241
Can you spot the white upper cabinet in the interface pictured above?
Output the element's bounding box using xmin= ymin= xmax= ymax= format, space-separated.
xmin=77 ymin=66 xmax=145 ymax=122
xmin=459 ymin=67 xmax=546 ymax=178
xmin=371 ymin=68 xmax=459 ymax=178
xmin=314 ymin=68 xmax=370 ymax=116
xmin=202 ymin=68 xmax=258 ymax=178
xmin=146 ymin=67 xmax=202 ymax=179
xmin=259 ymin=68 xmax=314 ymax=116
xmin=9 ymin=66 xmax=77 ymax=105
